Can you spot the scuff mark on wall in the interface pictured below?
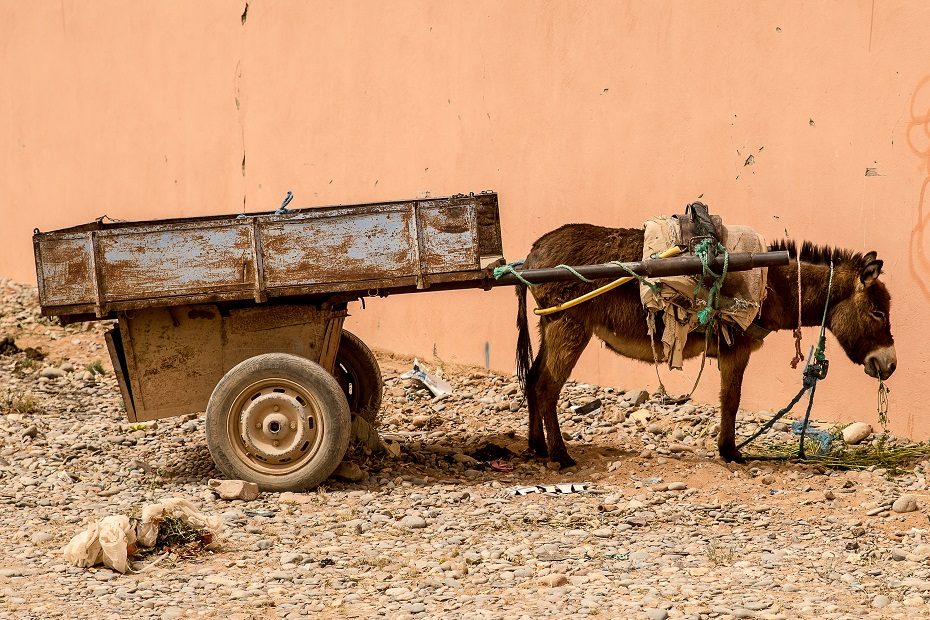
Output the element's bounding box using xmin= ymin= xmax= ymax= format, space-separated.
xmin=241 ymin=2 xmax=249 ymax=25
xmin=907 ymin=76 xmax=930 ymax=302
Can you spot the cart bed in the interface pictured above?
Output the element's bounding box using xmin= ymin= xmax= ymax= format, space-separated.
xmin=34 ymin=192 xmax=503 ymax=319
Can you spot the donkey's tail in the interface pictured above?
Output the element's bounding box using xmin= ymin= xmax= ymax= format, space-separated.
xmin=515 ymin=283 xmax=534 ymax=393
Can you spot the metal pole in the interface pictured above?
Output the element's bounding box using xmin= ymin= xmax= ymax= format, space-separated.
xmin=491 ymin=250 xmax=790 ymax=286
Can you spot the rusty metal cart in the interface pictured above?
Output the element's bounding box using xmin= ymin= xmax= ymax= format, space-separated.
xmin=33 ymin=192 xmax=788 ymax=490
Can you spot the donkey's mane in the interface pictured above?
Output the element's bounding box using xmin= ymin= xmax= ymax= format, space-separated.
xmin=768 ymin=239 xmax=869 ymax=267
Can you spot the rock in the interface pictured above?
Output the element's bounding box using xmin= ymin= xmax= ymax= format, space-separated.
xmin=541 ymin=573 xmax=569 ymax=587
xmin=893 ymin=494 xmax=918 ymax=513
xmin=644 ymin=609 xmax=668 ymax=620
xmin=399 ymin=515 xmax=427 ymax=529
xmin=627 ymin=390 xmax=650 ymax=406
xmin=411 ymin=414 xmax=432 ymax=428
xmin=350 ymin=415 xmax=382 ymax=451
xmin=666 ymin=482 xmax=687 ymax=491
xmin=209 ymin=479 xmax=260 ymax=501
xmin=21 ymin=425 xmax=38 ymax=439
xmin=280 ymin=552 xmax=304 ymax=566
xmin=842 ymin=422 xmax=872 ymax=445
xmin=332 ymin=461 xmax=366 ymax=483
xmin=630 ymin=409 xmax=651 ymax=425
xmin=592 ymin=527 xmax=612 ymax=538
xmin=278 ymin=492 xmax=313 ymax=505
xmin=39 ymin=367 xmax=65 ymax=379
xmin=872 ymin=595 xmax=891 ymax=608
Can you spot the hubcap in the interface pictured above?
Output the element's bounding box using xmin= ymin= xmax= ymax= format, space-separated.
xmin=228 ymin=378 xmax=324 ymax=475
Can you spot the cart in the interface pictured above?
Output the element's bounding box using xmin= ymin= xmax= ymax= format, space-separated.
xmin=33 ymin=192 xmax=788 ymax=490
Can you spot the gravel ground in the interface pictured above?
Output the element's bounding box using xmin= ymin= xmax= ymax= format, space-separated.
xmin=1 ymin=278 xmax=930 ymax=619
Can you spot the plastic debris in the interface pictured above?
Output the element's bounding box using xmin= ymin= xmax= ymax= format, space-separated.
xmin=569 ymin=399 xmax=602 ymax=416
xmin=62 ymin=497 xmax=222 ymax=573
xmin=510 ymin=482 xmax=592 ymax=496
xmin=400 ymin=359 xmax=454 ymax=398
xmin=489 ymin=459 xmax=514 ymax=472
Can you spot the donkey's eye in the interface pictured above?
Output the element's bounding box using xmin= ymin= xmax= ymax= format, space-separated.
xmin=871 ymin=309 xmax=886 ymax=321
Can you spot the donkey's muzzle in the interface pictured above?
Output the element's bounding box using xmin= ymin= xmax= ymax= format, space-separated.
xmin=864 ymin=346 xmax=897 ymax=380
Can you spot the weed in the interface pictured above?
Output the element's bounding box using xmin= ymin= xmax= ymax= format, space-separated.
xmin=0 ymin=390 xmax=38 ymax=415
xmin=85 ymin=360 xmax=106 ymax=375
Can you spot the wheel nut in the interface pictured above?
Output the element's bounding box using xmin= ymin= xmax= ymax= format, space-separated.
xmin=255 ymin=422 xmax=261 ymax=429
xmin=273 ymin=405 xmax=280 ymax=412
xmin=290 ymin=422 xmax=297 ymax=430
xmin=273 ymin=440 xmax=279 ymax=447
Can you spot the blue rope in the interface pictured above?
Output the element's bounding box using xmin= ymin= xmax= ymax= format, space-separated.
xmin=691 ymin=238 xmax=729 ymax=326
xmin=792 ymin=421 xmax=833 ymax=455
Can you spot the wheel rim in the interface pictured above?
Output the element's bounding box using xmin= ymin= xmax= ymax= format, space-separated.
xmin=335 ymin=358 xmax=361 ymax=411
xmin=226 ymin=377 xmax=325 ymax=476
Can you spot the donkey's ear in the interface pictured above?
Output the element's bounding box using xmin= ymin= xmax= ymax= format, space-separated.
xmin=861 ymin=259 xmax=883 ymax=287
xmin=863 ymin=251 xmax=878 ymax=264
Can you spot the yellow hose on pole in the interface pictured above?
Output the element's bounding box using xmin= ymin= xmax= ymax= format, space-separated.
xmin=533 ymin=245 xmax=683 ymax=316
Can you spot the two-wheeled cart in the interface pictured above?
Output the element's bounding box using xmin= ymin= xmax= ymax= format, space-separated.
xmin=33 ymin=192 xmax=788 ymax=490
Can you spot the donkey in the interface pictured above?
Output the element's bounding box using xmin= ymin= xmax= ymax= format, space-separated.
xmin=515 ymin=224 xmax=896 ymax=467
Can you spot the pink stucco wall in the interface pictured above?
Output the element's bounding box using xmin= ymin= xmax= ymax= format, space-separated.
xmin=2 ymin=1 xmax=928 ymax=437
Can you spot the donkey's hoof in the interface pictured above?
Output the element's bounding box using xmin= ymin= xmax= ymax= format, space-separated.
xmin=529 ymin=440 xmax=548 ymax=458
xmin=719 ymin=449 xmax=745 ymax=464
xmin=551 ymin=455 xmax=576 ymax=469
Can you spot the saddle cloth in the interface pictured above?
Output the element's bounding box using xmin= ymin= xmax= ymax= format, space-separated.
xmin=640 ymin=217 xmax=768 ymax=369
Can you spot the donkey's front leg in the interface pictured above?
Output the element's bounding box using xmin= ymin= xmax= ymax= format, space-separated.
xmin=717 ymin=340 xmax=752 ymax=463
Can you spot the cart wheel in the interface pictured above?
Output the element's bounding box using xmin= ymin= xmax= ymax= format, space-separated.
xmin=206 ymin=353 xmax=350 ymax=491
xmin=334 ymin=330 xmax=383 ymax=428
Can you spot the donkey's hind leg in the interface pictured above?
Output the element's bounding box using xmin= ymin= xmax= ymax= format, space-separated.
xmin=530 ymin=318 xmax=592 ymax=467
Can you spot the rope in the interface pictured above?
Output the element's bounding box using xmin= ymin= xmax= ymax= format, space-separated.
xmin=493 ymin=260 xmax=533 ymax=286
xmin=609 ymin=261 xmax=660 ymax=294
xmin=691 ymin=238 xmax=729 ymax=326
xmin=738 ymin=261 xmax=834 ymax=457
xmin=274 ymin=191 xmax=294 ymax=215
xmin=878 ymin=379 xmax=890 ymax=430
xmin=532 ymin=246 xmax=682 ymax=316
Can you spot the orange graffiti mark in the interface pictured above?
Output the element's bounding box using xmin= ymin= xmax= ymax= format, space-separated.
xmin=907 ymin=76 xmax=930 ymax=301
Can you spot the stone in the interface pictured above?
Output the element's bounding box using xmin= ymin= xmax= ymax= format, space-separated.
xmin=630 ymin=409 xmax=651 ymax=425
xmin=842 ymin=422 xmax=872 ymax=445
xmin=893 ymin=494 xmax=918 ymax=513
xmin=541 ymin=573 xmax=569 ymax=587
xmin=666 ymin=482 xmax=687 ymax=491
xmin=332 ymin=461 xmax=366 ymax=483
xmin=400 ymin=515 xmax=427 ymax=529
xmin=872 ymin=595 xmax=891 ymax=608
xmin=626 ymin=390 xmax=650 ymax=406
xmin=39 ymin=367 xmax=65 ymax=379
xmin=278 ymin=492 xmax=313 ymax=505
xmin=209 ymin=479 xmax=260 ymax=501
xmin=644 ymin=609 xmax=668 ymax=620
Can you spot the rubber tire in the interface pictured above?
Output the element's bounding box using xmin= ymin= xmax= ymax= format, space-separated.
xmin=205 ymin=353 xmax=350 ymax=492
xmin=335 ymin=330 xmax=384 ymax=427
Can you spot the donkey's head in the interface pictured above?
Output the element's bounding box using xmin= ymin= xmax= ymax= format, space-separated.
xmin=826 ymin=250 xmax=896 ymax=380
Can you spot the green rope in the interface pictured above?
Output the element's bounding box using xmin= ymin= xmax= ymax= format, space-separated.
xmin=493 ymin=260 xmax=534 ymax=286
xmin=609 ymin=261 xmax=660 ymax=294
xmin=691 ymin=238 xmax=729 ymax=326
xmin=493 ymin=259 xmax=595 ymax=286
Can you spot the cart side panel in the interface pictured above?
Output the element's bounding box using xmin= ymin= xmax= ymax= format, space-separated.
xmin=120 ymin=304 xmax=333 ymax=421
xmin=417 ymin=201 xmax=480 ymax=273
xmin=34 ymin=235 xmax=96 ymax=307
xmin=261 ymin=206 xmax=417 ymax=287
xmin=97 ymin=224 xmax=256 ymax=302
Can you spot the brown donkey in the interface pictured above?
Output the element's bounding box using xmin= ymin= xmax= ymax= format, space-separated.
xmin=515 ymin=224 xmax=897 ymax=467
